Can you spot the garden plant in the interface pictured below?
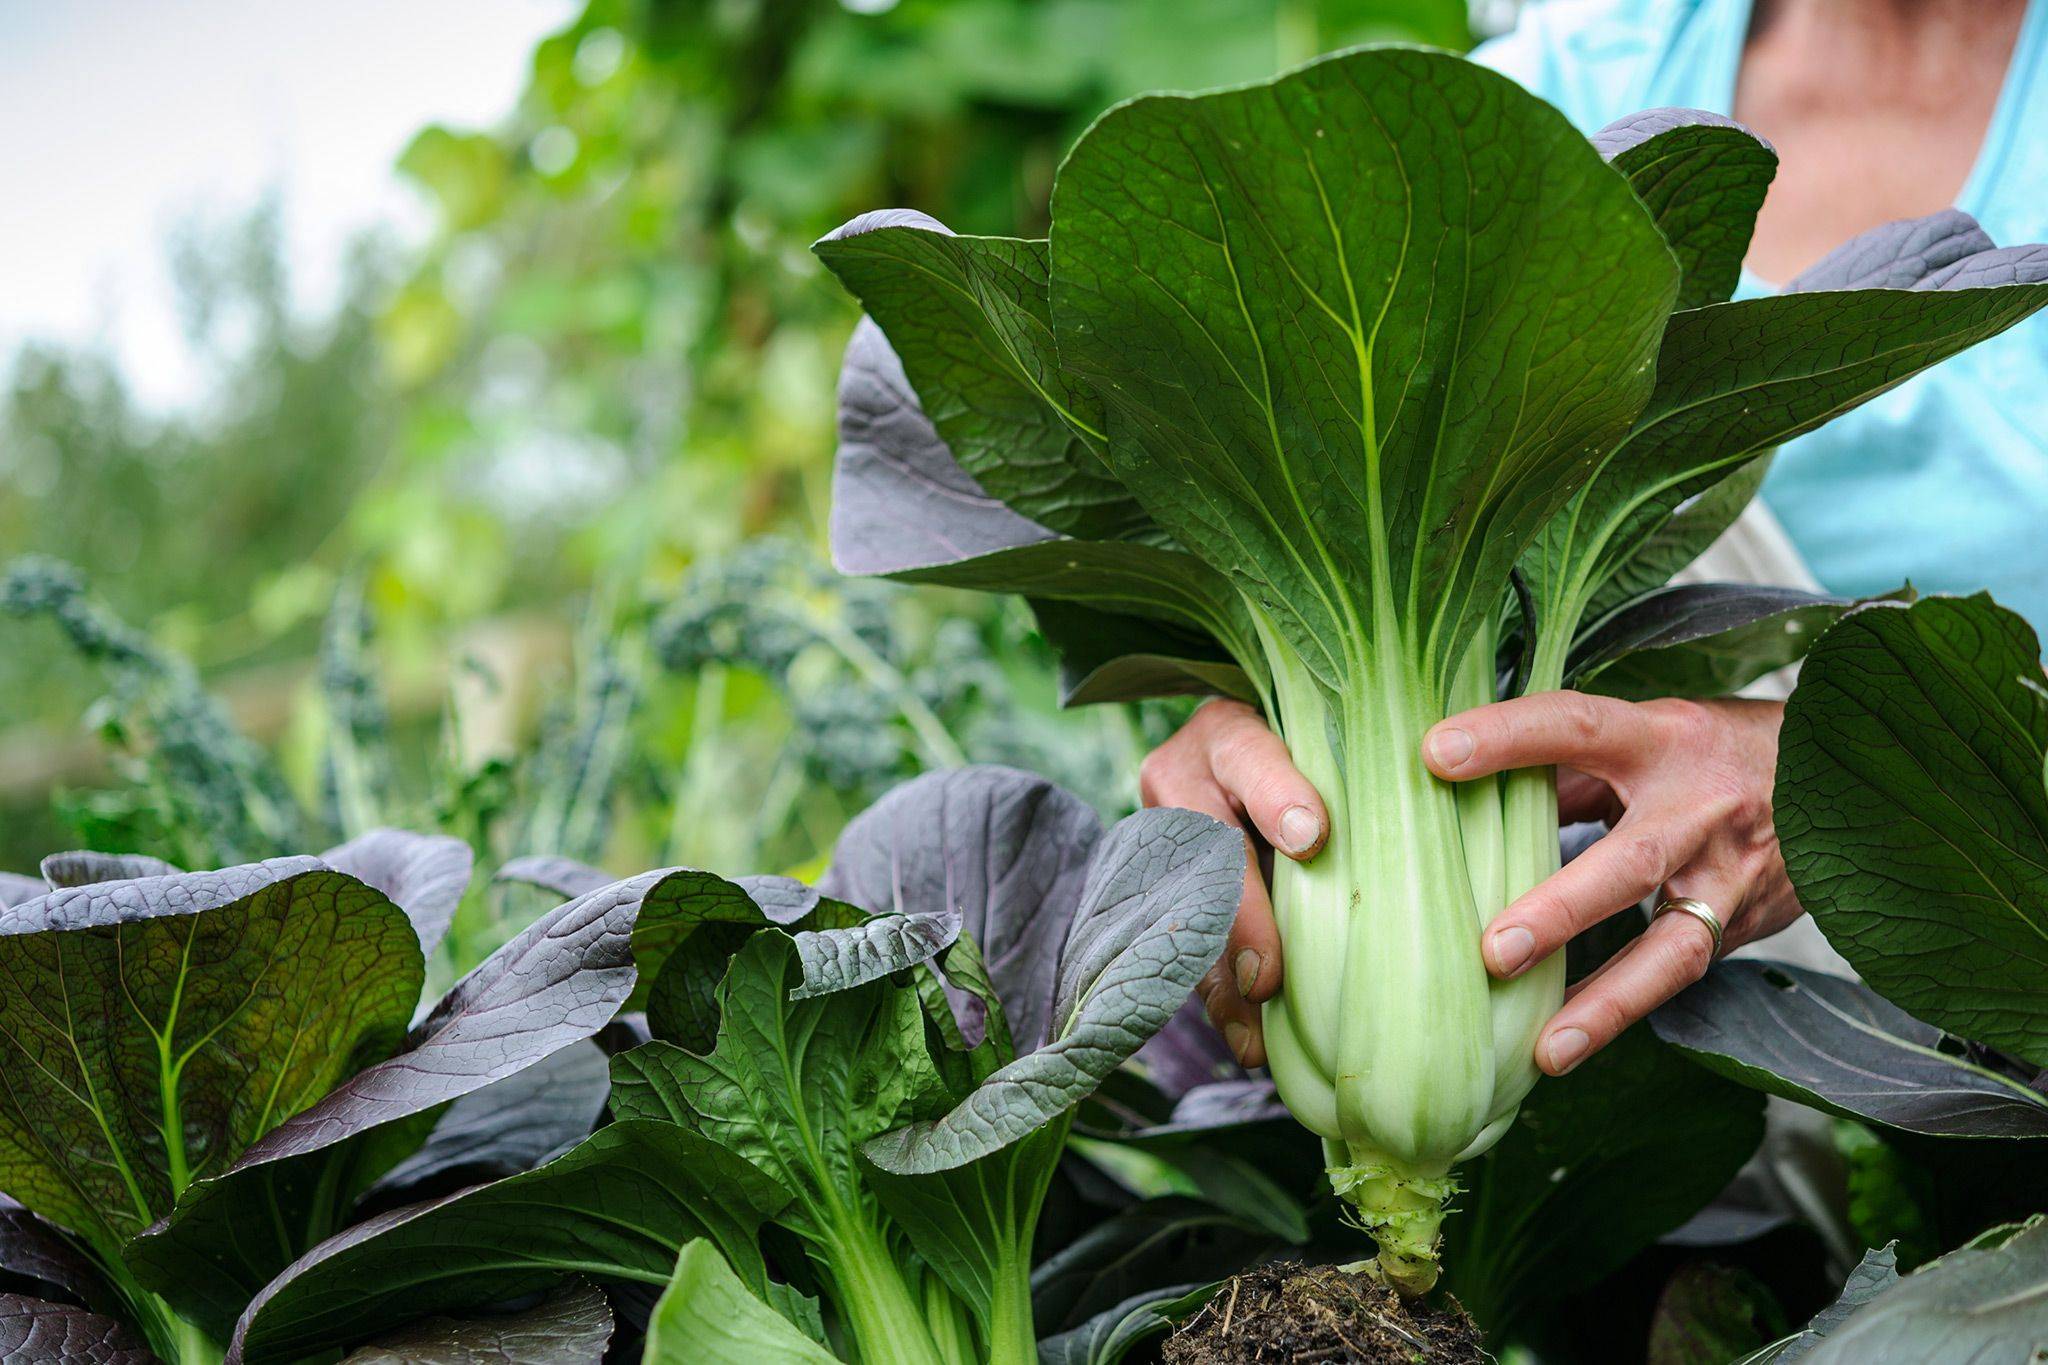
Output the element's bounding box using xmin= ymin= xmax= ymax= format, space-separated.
xmin=2 ymin=37 xmax=2047 ymax=1365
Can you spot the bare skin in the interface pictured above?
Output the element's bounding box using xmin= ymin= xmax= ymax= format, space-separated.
xmin=1156 ymin=0 xmax=2024 ymax=1074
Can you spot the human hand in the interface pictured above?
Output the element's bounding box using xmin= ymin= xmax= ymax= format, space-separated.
xmin=1138 ymin=699 xmax=1327 ymax=1067
xmin=1424 ymin=693 xmax=1801 ymax=1075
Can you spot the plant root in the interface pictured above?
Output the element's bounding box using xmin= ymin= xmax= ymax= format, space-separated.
xmin=1164 ymin=1261 xmax=1483 ymax=1364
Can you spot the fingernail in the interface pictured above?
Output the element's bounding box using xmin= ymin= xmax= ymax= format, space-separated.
xmin=1489 ymin=926 xmax=1535 ymax=976
xmin=1546 ymin=1027 xmax=1590 ymax=1075
xmin=1427 ymin=727 xmax=1474 ymax=771
xmin=1234 ymin=948 xmax=1262 ymax=999
xmin=1225 ymin=1022 xmax=1252 ymax=1064
xmin=1278 ymin=804 xmax=1322 ymax=855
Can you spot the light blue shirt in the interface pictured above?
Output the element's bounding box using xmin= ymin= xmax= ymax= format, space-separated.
xmin=1474 ymin=0 xmax=2048 ymax=628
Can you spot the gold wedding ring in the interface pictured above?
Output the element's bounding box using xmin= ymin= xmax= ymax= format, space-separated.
xmin=1654 ymin=896 xmax=1724 ymax=958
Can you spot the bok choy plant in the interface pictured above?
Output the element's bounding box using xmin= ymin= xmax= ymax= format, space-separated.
xmin=816 ymin=45 xmax=2048 ymax=1291
xmin=226 ymin=767 xmax=1242 ymax=1365
xmin=0 ymin=832 xmax=635 ymax=1363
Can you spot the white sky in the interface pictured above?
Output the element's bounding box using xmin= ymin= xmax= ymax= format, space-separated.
xmin=0 ymin=0 xmax=575 ymax=409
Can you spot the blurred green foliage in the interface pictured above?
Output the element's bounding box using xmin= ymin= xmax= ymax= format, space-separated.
xmin=1 ymin=0 xmax=1475 ymax=876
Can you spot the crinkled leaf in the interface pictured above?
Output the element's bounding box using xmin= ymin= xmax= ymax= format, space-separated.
xmin=1798 ymin=1217 xmax=2048 ymax=1363
xmin=38 ymin=852 xmax=181 ymax=888
xmin=1051 ymin=47 xmax=1677 ymax=693
xmin=0 ymin=874 xmax=45 ymax=909
xmin=1129 ymin=996 xmax=1245 ymax=1100
xmin=1788 ymin=207 xmax=1994 ymax=292
xmin=321 ymin=829 xmax=473 ymax=957
xmin=0 ymin=1294 xmax=153 ymax=1364
xmin=493 ymin=855 xmax=612 ymax=902
xmin=1569 ymin=582 xmax=1847 ymax=699
xmin=641 ymin=1240 xmax=838 ymax=1365
xmin=1443 ymin=1026 xmax=1766 ymax=1333
xmin=1594 ymin=108 xmax=1777 ymax=310
xmin=822 ymin=765 xmax=1102 ymax=1052
xmin=1777 ymin=596 xmax=2048 ymax=1066
xmin=1654 ymin=961 xmax=2048 ymax=1137
xmin=824 ymin=320 xmax=1240 ymax=652
xmin=788 ymin=904 xmax=961 ymax=1000
xmin=367 ymin=1041 xmax=611 ymax=1205
xmin=815 ymin=212 xmax=1142 ymax=542
xmin=0 ymin=1201 xmax=107 ymax=1305
xmin=228 ymin=1121 xmax=786 ymax=1365
xmin=610 ymin=933 xmax=946 ymax=1243
xmin=865 ymin=807 xmax=1241 ymax=1174
xmin=130 ymin=875 xmax=645 ymax=1329
xmin=341 ymin=1278 xmax=613 ymax=1364
xmin=1035 ymin=1283 xmax=1215 ymax=1365
xmin=0 ymin=859 xmax=420 ymax=1243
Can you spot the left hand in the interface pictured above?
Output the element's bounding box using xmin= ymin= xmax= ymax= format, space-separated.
xmin=1423 ymin=693 xmax=1802 ymax=1077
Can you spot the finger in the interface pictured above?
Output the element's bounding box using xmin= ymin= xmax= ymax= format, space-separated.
xmin=1536 ymin=902 xmax=1719 ymax=1075
xmin=1202 ymin=705 xmax=1328 ymax=860
xmin=1425 ymin=690 xmax=1659 ymax=785
xmin=1480 ymin=809 xmax=1699 ymax=978
xmin=1199 ymin=958 xmax=1266 ymax=1069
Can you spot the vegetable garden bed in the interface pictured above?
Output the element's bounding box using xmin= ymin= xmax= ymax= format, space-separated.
xmin=5 ymin=42 xmax=2048 ymax=1365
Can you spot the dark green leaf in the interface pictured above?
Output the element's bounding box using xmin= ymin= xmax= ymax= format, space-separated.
xmin=1654 ymin=960 xmax=2048 ymax=1137
xmin=1030 ymin=601 xmax=1253 ymax=708
xmin=816 ymin=213 xmax=1143 ymax=542
xmin=1739 ymin=1245 xmax=1899 ymax=1363
xmin=1443 ymin=1026 xmax=1766 ymax=1332
xmin=0 ymin=1202 xmax=107 ymax=1306
xmin=1051 ymin=46 xmax=1677 ymax=690
xmin=1034 ymin=1283 xmax=1215 ymax=1365
xmin=0 ymin=859 xmax=420 ymax=1245
xmin=610 ymin=933 xmax=946 ymax=1246
xmin=1777 ymin=596 xmax=2048 ymax=1065
xmin=1028 ymin=1197 xmax=1278 ymax=1336
xmin=229 ymin=1121 xmax=786 ymax=1365
xmin=1579 ymin=456 xmax=1773 ymax=631
xmin=1594 ymin=109 xmax=1777 ymax=310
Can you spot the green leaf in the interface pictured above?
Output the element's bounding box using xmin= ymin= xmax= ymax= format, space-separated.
xmin=642 ymin=1240 xmax=840 ymax=1365
xmin=1579 ymin=455 xmax=1773 ymax=631
xmin=609 ymin=933 xmax=946 ymax=1248
xmin=1027 ymin=1196 xmax=1280 ymax=1338
xmin=0 ymin=859 xmax=420 ymax=1246
xmin=1593 ymin=109 xmax=1777 ymax=311
xmin=1049 ymin=46 xmax=1678 ymax=691
xmin=1737 ymin=1244 xmax=1900 ymax=1362
xmin=1521 ymin=229 xmax=2048 ymax=682
xmin=1799 ymin=1217 xmax=2048 ymax=1363
xmin=863 ymin=807 xmax=1242 ymax=1174
xmin=341 ymin=1278 xmax=613 ymax=1364
xmin=1776 ymin=596 xmax=2048 ymax=1066
xmin=815 ymin=213 xmax=1143 ymax=543
xmin=318 ymin=829 xmax=473 ymax=957
xmin=1030 ymin=601 xmax=1254 ymax=708
xmin=229 ymin=1121 xmax=787 ymax=1364
xmin=1654 ymin=961 xmax=2048 ymax=1138
xmin=1035 ymin=1283 xmax=1216 ymax=1365
xmin=1443 ymin=1026 xmax=1766 ymax=1333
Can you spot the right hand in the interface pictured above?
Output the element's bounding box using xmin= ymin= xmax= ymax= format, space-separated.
xmin=1138 ymin=699 xmax=1328 ymax=1067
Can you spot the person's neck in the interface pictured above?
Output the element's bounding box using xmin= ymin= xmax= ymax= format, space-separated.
xmin=1749 ymin=0 xmax=2027 ymax=96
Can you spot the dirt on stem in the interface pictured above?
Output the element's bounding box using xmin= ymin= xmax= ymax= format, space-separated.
xmin=1165 ymin=1262 xmax=1485 ymax=1365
